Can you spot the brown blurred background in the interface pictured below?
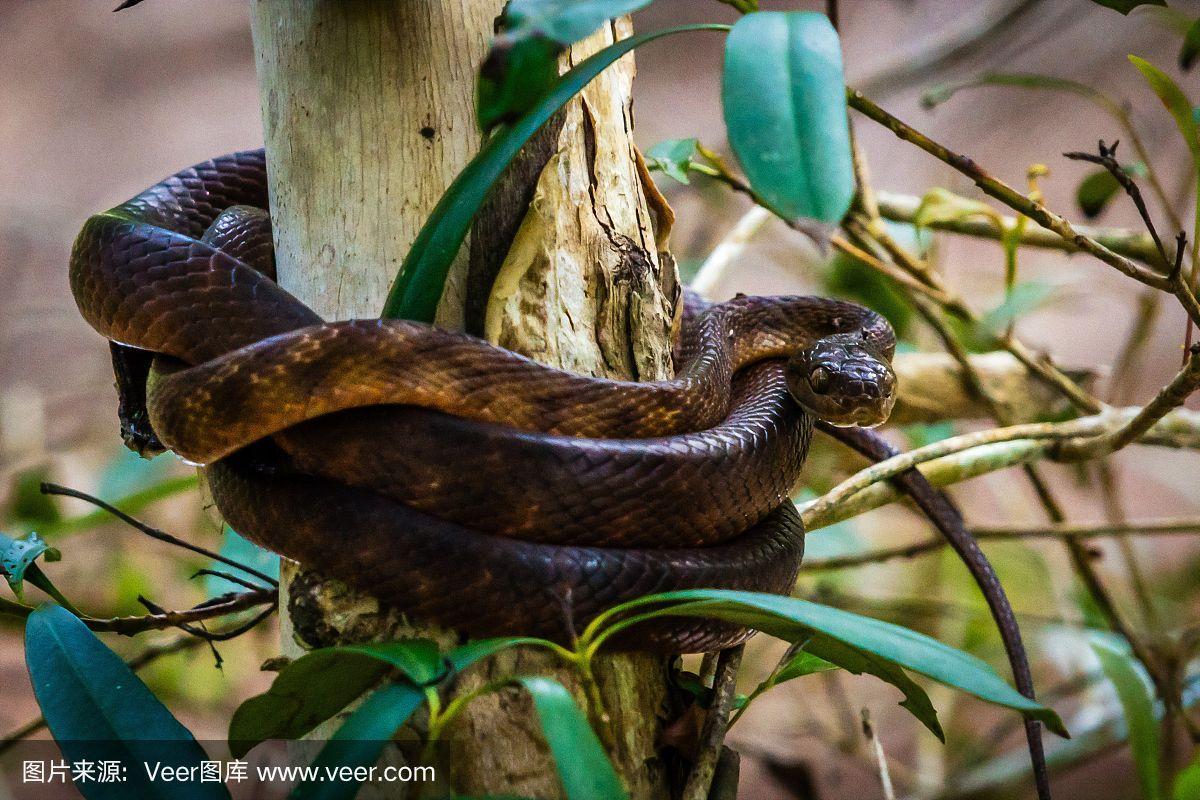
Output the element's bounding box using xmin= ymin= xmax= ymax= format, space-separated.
xmin=2 ymin=1 xmax=1198 ymax=798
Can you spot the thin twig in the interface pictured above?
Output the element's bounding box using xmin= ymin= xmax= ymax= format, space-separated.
xmin=860 ymin=709 xmax=897 ymax=800
xmin=848 ymin=88 xmax=1200 ymax=329
xmin=875 ymin=191 xmax=1167 ymax=267
xmin=681 ymin=645 xmax=744 ymax=800
xmin=40 ymin=482 xmax=278 ymax=587
xmin=1055 ymin=344 xmax=1200 ymax=460
xmin=0 ymin=587 xmax=277 ymax=635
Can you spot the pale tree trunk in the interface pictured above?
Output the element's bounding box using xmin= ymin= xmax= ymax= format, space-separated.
xmin=251 ymin=3 xmax=679 ymax=798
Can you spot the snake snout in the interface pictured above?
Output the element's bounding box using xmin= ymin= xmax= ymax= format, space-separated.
xmin=785 ymin=334 xmax=897 ymax=427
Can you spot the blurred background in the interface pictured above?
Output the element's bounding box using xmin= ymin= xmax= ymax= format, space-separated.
xmin=1 ymin=1 xmax=1198 ymax=798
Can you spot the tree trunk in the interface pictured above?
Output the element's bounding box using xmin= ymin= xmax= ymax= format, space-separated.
xmin=251 ymin=3 xmax=678 ymax=798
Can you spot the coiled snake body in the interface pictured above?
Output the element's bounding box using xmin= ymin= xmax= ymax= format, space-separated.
xmin=69 ymin=150 xmax=897 ymax=652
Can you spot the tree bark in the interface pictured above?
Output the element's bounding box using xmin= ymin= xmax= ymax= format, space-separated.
xmin=251 ymin=3 xmax=677 ymax=798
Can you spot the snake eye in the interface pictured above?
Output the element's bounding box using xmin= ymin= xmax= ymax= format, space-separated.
xmin=809 ymin=366 xmax=832 ymax=394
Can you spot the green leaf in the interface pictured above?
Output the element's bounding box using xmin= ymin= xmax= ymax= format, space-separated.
xmin=1181 ymin=18 xmax=1200 ymax=71
xmin=646 ymin=137 xmax=700 ymax=184
xmin=912 ymin=187 xmax=1004 ymax=233
xmin=718 ymin=0 xmax=758 ymax=11
xmin=290 ymin=683 xmax=426 ymax=800
xmin=1129 ymin=55 xmax=1200 ymax=168
xmin=5 ymin=465 xmax=60 ymax=528
xmin=1091 ymin=0 xmax=1166 ymax=13
xmin=26 ymin=605 xmax=227 ymax=800
xmin=478 ymin=34 xmax=562 ymax=133
xmin=229 ymin=639 xmax=443 ymax=757
xmin=1 ymin=531 xmax=59 ymax=599
xmin=921 ymin=72 xmax=1120 ymax=114
xmin=595 ymin=590 xmax=1067 ymax=737
xmin=477 ymin=0 xmax=655 ymax=131
xmin=774 ymin=649 xmax=839 ymax=684
xmin=1175 ymin=754 xmax=1200 ymax=800
xmin=979 ymin=281 xmax=1056 ymax=336
xmin=384 ymin=23 xmax=728 ymax=321
xmin=722 ymin=11 xmax=853 ymax=223
xmin=503 ymin=0 xmax=653 ymax=45
xmin=518 ymin=677 xmax=628 ymax=800
xmin=1077 ymin=168 xmax=1123 ymax=219
xmin=1092 ymin=635 xmax=1162 ymax=800
xmin=824 ymin=248 xmax=914 ymax=339
xmin=445 ymin=637 xmax=555 ymax=672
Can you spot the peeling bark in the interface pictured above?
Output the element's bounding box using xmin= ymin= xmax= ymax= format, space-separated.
xmin=253 ymin=4 xmax=677 ymax=798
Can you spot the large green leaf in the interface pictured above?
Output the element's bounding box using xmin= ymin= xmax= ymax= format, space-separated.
xmin=383 ymin=23 xmax=727 ymax=322
xmin=518 ymin=677 xmax=628 ymax=800
xmin=229 ymin=640 xmax=443 ymax=757
xmin=721 ymin=11 xmax=853 ymax=223
xmin=25 ymin=605 xmax=226 ymax=800
xmin=1092 ymin=636 xmax=1162 ymax=800
xmin=290 ymin=683 xmax=426 ymax=800
xmin=594 ymin=590 xmax=1067 ymax=737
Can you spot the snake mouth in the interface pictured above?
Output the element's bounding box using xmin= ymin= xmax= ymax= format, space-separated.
xmin=784 ymin=341 xmax=897 ymax=427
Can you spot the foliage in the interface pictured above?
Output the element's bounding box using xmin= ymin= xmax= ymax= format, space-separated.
xmin=25 ymin=605 xmax=226 ymax=800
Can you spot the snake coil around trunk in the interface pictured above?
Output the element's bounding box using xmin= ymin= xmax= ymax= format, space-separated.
xmin=69 ymin=150 xmax=896 ymax=653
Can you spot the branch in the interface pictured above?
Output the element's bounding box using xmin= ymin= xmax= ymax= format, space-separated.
xmin=875 ymin=190 xmax=1168 ymax=268
xmin=798 ymin=406 xmax=1200 ymax=531
xmin=40 ymin=482 xmax=278 ymax=588
xmin=0 ymin=587 xmax=276 ymax=635
xmin=848 ymin=89 xmax=1200 ymax=342
xmin=804 ymin=518 xmax=1200 ymax=570
xmin=681 ymin=645 xmax=744 ymax=800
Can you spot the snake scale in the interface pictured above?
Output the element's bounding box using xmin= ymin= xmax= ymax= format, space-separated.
xmin=69 ymin=149 xmax=900 ymax=652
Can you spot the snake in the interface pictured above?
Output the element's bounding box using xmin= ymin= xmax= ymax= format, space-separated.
xmin=68 ymin=148 xmax=899 ymax=653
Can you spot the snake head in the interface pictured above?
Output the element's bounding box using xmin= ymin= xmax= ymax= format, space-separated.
xmin=785 ymin=332 xmax=896 ymax=427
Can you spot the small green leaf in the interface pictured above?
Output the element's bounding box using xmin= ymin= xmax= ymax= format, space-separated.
xmin=912 ymin=187 xmax=1004 ymax=233
xmin=26 ymin=605 xmax=227 ymax=800
xmin=384 ymin=23 xmax=728 ymax=321
xmin=979 ymin=281 xmax=1056 ymax=336
xmin=478 ymin=34 xmax=562 ymax=133
xmin=1130 ymin=55 xmax=1200 ymax=168
xmin=1180 ymin=18 xmax=1200 ymax=71
xmin=1 ymin=531 xmax=59 ymax=599
xmin=290 ymin=683 xmax=426 ymax=800
xmin=229 ymin=639 xmax=443 ymax=757
xmin=5 ymin=466 xmax=61 ymax=528
xmin=477 ymin=0 xmax=655 ymax=130
xmin=518 ymin=677 xmax=628 ymax=800
xmin=1092 ymin=635 xmax=1162 ymax=800
xmin=1175 ymin=754 xmax=1200 ymax=800
xmin=446 ymin=637 xmax=555 ymax=672
xmin=1076 ymin=168 xmax=1123 ymax=218
xmin=722 ymin=11 xmax=854 ymax=223
xmin=774 ymin=650 xmax=839 ymax=684
xmin=645 ymin=138 xmax=699 ymax=185
xmin=503 ymin=0 xmax=653 ymax=45
xmin=1091 ymin=0 xmax=1166 ymax=13
xmin=718 ymin=0 xmax=758 ymax=11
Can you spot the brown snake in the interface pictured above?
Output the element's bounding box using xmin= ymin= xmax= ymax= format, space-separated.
xmin=69 ymin=149 xmax=898 ymax=653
